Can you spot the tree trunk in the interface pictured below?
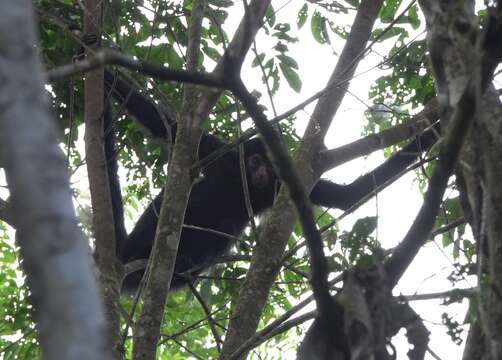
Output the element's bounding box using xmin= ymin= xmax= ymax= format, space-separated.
xmin=0 ymin=1 xmax=109 ymax=358
xmin=83 ymin=0 xmax=122 ymax=355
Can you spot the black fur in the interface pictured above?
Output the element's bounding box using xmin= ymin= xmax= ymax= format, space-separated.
xmin=103 ymin=100 xmax=127 ymax=249
xmin=104 ymin=71 xmax=439 ymax=293
xmin=120 ymin=139 xmax=275 ymax=292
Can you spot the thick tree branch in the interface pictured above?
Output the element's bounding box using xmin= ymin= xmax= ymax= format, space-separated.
xmin=400 ymin=287 xmax=476 ymax=302
xmin=228 ymin=284 xmax=473 ymax=358
xmin=83 ymin=0 xmax=122 ymax=354
xmin=197 ymin=97 xmax=438 ymax=177
xmin=48 ymin=48 xmax=226 ymax=89
xmin=233 ymin=77 xmax=334 ymax=321
xmin=0 ymin=1 xmax=108 ymax=358
xmin=213 ymin=0 xmax=272 ymax=75
xmin=319 ymin=99 xmax=438 ymax=172
xmin=389 ymin=302 xmax=429 ymax=360
xmin=219 ymin=1 xmax=384 ymax=358
xmin=385 ymin=85 xmax=479 ymax=287
xmin=303 ymin=0 xmax=385 ymax=146
xmin=131 ymin=1 xmax=207 ymax=359
xmin=384 ymin=3 xmax=502 ymax=287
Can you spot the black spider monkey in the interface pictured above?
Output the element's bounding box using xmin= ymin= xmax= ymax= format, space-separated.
xmin=104 ymin=71 xmax=439 ymax=293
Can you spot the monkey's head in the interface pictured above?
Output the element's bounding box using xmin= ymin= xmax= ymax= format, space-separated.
xmin=244 ymin=138 xmax=276 ymax=190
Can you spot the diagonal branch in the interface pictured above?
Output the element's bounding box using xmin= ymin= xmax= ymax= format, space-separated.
xmin=131 ymin=1 xmax=207 ymax=359
xmin=219 ymin=1 xmax=384 ymax=358
xmin=232 ymin=78 xmax=334 ymax=322
xmin=384 ymin=4 xmax=502 ymax=287
xmin=319 ymin=98 xmax=438 ymax=172
xmin=303 ymin=0 xmax=386 ymax=145
xmin=385 ymin=85 xmax=479 ymax=287
xmin=48 ymin=48 xmax=226 ymax=88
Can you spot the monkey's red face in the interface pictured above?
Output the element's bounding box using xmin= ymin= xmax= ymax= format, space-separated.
xmin=246 ymin=154 xmax=275 ymax=189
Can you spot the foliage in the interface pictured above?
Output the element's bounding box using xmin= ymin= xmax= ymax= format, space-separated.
xmin=0 ymin=0 xmax=474 ymax=358
xmin=0 ymin=224 xmax=38 ymax=359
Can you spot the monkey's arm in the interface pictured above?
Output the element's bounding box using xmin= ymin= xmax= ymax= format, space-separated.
xmin=310 ymin=125 xmax=438 ymax=210
xmin=105 ymin=70 xmax=226 ymax=157
xmin=105 ymin=70 xmax=169 ymax=137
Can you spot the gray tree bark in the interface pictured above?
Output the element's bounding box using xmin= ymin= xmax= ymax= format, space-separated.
xmin=0 ymin=1 xmax=109 ymax=359
xmin=418 ymin=1 xmax=502 ymax=358
xmin=83 ymin=0 xmax=122 ymax=355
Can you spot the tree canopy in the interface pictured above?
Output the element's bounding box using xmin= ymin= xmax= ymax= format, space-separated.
xmin=0 ymin=0 xmax=501 ymax=359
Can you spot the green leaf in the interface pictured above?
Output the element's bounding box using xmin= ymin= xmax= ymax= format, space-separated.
xmin=373 ymin=27 xmax=406 ymax=41
xmin=265 ymin=4 xmax=276 ymax=27
xmin=252 ymin=52 xmax=266 ymax=68
xmin=351 ymin=216 xmax=378 ymax=239
xmin=408 ymin=5 xmax=420 ymax=29
xmin=310 ymin=11 xmax=330 ymax=44
xmin=279 ymin=63 xmax=302 ymax=92
xmin=203 ymin=46 xmax=221 ymax=62
xmin=297 ymin=4 xmax=308 ymax=29
xmin=380 ymin=0 xmax=400 ymax=23
xmin=277 ymin=54 xmax=299 ymax=69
